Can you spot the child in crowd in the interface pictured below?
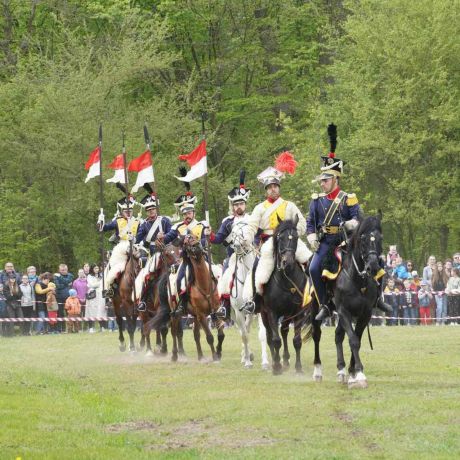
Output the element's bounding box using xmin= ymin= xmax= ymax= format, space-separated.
xmin=401 ymin=279 xmax=417 ymax=326
xmin=46 ymin=281 xmax=59 ymax=333
xmin=386 ymin=245 xmax=400 ymax=268
xmin=0 ymin=284 xmax=6 ymax=336
xmin=418 ymin=280 xmax=433 ymax=325
xmin=384 ymin=278 xmax=401 ymax=326
xmin=65 ymin=289 xmax=81 ymax=333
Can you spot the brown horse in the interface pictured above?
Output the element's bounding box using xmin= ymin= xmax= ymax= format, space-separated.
xmin=112 ymin=242 xmax=142 ymax=352
xmin=138 ymin=243 xmax=181 ymax=355
xmin=171 ymin=235 xmax=224 ymax=361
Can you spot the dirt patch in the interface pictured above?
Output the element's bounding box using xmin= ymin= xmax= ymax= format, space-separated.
xmin=334 ymin=411 xmax=354 ymax=424
xmin=106 ymin=420 xmax=160 ymax=433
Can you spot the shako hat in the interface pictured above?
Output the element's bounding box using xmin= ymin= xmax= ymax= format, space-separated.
xmin=314 ymin=123 xmax=344 ymax=182
xmin=175 ymin=167 xmax=197 ymax=214
xmin=228 ymin=170 xmax=251 ymax=203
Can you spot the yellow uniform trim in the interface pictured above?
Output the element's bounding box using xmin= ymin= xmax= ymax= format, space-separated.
xmin=302 ymin=278 xmax=314 ymax=308
xmin=263 ymin=200 xmax=288 ymax=230
xmin=117 ymin=218 xmax=139 ymax=240
xmin=346 ymin=193 xmax=358 ymax=206
xmin=177 ymin=222 xmax=204 ymax=240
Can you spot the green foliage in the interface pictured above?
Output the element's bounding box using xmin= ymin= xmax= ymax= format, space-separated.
xmin=0 ymin=0 xmax=458 ymax=271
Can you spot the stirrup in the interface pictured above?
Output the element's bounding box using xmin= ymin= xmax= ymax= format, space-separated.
xmin=136 ymin=301 xmax=146 ymax=313
xmin=216 ymin=306 xmax=226 ymax=319
xmin=240 ymin=300 xmax=255 ymax=315
xmin=315 ymin=304 xmax=331 ymax=322
xmin=103 ymin=288 xmax=114 ymax=299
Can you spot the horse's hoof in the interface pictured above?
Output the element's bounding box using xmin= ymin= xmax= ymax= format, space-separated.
xmin=261 ymin=363 xmax=270 ymax=371
xmin=119 ymin=343 xmax=126 ymax=352
xmin=249 ymin=352 xmax=254 ymax=362
xmin=272 ymin=365 xmax=283 ymax=376
xmin=244 ymin=362 xmax=254 ymax=369
xmin=348 ymin=372 xmax=368 ymax=389
xmin=313 ymin=374 xmax=323 ymax=382
xmin=178 ymin=351 xmax=186 ymax=357
xmin=312 ymin=365 xmax=323 ymax=382
xmin=283 ymin=362 xmax=290 ymax=370
xmin=171 ymin=354 xmax=178 ymax=362
xmin=145 ymin=350 xmax=154 ymax=357
xmin=160 ymin=349 xmax=168 ymax=356
xmin=296 ymin=368 xmax=304 ymax=375
xmin=337 ymin=370 xmax=347 ymax=384
xmin=129 ymin=348 xmax=136 ymax=354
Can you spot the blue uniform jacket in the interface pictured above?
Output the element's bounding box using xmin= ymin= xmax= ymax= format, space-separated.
xmin=307 ymin=191 xmax=360 ymax=243
xmin=211 ymin=216 xmax=234 ymax=257
xmin=163 ymin=221 xmax=207 ymax=248
xmin=135 ymin=216 xmax=172 ymax=254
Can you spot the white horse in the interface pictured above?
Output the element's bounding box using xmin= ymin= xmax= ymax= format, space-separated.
xmin=219 ymin=221 xmax=269 ymax=369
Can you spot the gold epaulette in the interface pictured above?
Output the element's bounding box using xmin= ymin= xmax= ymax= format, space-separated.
xmin=346 ymin=193 xmax=358 ymax=206
xmin=311 ymin=193 xmax=319 ymax=199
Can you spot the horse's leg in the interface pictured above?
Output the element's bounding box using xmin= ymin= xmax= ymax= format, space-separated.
xmin=154 ymin=329 xmax=162 ymax=354
xmin=257 ymin=313 xmax=270 ymax=370
xmin=293 ymin=319 xmax=303 ymax=374
xmin=142 ymin=316 xmax=153 ymax=356
xmin=198 ymin=314 xmax=217 ymax=361
xmin=265 ymin=308 xmax=282 ymax=376
xmin=335 ymin=319 xmax=347 ymax=384
xmin=234 ymin=305 xmax=252 ymax=368
xmin=138 ymin=314 xmax=146 ymax=351
xmin=171 ymin=316 xmax=179 ymax=362
xmin=177 ymin=318 xmax=185 ymax=355
xmin=116 ymin=315 xmax=126 ymax=352
xmin=311 ymin=303 xmax=323 ymax=381
xmin=215 ymin=319 xmax=225 ymax=361
xmin=193 ymin=317 xmax=204 ymax=361
xmin=160 ymin=325 xmax=168 ymax=354
xmin=281 ymin=319 xmax=290 ymax=369
xmin=127 ymin=314 xmax=137 ymax=352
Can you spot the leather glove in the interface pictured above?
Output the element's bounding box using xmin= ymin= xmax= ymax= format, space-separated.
xmin=97 ymin=211 xmax=105 ymax=231
xmin=307 ymin=233 xmax=319 ymax=251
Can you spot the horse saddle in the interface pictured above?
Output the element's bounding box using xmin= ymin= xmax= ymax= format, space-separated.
xmin=321 ymin=245 xmax=343 ymax=281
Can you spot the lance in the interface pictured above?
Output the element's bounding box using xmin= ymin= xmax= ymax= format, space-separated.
xmin=97 ymin=124 xmax=106 ymax=291
xmin=143 ymin=124 xmax=160 ymax=215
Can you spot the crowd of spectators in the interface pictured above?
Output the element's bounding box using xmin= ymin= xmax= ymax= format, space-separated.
xmin=0 ymin=262 xmax=117 ymax=337
xmin=378 ymin=247 xmax=460 ymax=326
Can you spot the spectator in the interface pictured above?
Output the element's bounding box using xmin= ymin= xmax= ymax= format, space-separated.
xmin=384 ymin=278 xmax=401 ymax=326
xmin=0 ymin=284 xmax=7 ymax=336
xmin=0 ymin=262 xmax=21 ymax=285
xmin=86 ymin=264 xmax=106 ymax=333
xmin=4 ymin=277 xmax=22 ymax=336
xmin=446 ymin=268 xmax=460 ymax=325
xmin=386 ymin=245 xmax=400 ymax=268
xmin=453 ymin=253 xmax=460 ymax=270
xmin=394 ymin=256 xmax=409 ymax=289
xmin=83 ymin=263 xmax=90 ymax=277
xmin=401 ymin=279 xmax=417 ymax=326
xmin=418 ymin=280 xmax=433 ymax=325
xmin=73 ymin=269 xmax=88 ymax=319
xmin=432 ymin=261 xmax=448 ymax=325
xmin=46 ymin=281 xmax=59 ymax=334
xmin=34 ymin=273 xmax=53 ymax=335
xmin=444 ymin=259 xmax=453 ymax=278
xmin=422 ymin=255 xmax=437 ymax=288
xmin=26 ymin=266 xmax=39 ymax=288
xmin=406 ymin=260 xmax=415 ymax=275
xmin=19 ymin=274 xmax=34 ymax=335
xmin=411 ymin=271 xmax=421 ymax=289
xmin=65 ymin=289 xmax=81 ymax=333
xmin=53 ymin=264 xmax=74 ymax=332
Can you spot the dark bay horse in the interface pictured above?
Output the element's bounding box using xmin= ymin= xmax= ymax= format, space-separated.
xmin=304 ymin=215 xmax=384 ymax=388
xmin=138 ymin=243 xmax=180 ymax=355
xmin=112 ymin=242 xmax=142 ymax=352
xmin=176 ymin=235 xmax=224 ymax=362
xmin=261 ymin=217 xmax=308 ymax=375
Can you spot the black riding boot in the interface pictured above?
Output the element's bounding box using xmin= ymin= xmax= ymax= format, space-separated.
xmin=376 ymin=297 xmax=393 ymax=314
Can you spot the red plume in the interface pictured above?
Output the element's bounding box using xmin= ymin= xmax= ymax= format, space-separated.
xmin=275 ymin=151 xmax=298 ymax=175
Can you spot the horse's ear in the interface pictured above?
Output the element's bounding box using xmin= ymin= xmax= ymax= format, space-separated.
xmin=377 ymin=209 xmax=383 ymax=223
xmin=294 ymin=214 xmax=299 ymax=226
xmin=277 ymin=214 xmax=284 ymax=225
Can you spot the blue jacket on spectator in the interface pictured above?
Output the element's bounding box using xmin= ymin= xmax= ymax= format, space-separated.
xmin=394 ymin=264 xmax=409 ymax=280
xmin=53 ymin=273 xmax=74 ymax=301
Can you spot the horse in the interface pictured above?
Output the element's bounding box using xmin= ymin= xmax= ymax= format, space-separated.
xmin=138 ymin=243 xmax=181 ymax=356
xmin=111 ymin=241 xmax=143 ymax=352
xmin=223 ymin=220 xmax=269 ymax=369
xmin=260 ymin=217 xmax=309 ymax=375
xmin=175 ymin=235 xmax=224 ymax=362
xmin=304 ymin=214 xmax=384 ymax=388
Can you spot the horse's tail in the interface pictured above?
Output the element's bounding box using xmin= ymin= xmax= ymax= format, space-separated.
xmin=301 ymin=304 xmax=314 ymax=343
xmin=148 ymin=273 xmax=171 ymax=331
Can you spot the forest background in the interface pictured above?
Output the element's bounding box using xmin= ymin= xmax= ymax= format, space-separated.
xmin=0 ymin=0 xmax=458 ymax=272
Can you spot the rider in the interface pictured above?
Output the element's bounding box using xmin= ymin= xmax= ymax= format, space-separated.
xmin=307 ymin=124 xmax=391 ymax=321
xmin=242 ymin=158 xmax=309 ymax=314
xmin=135 ymin=189 xmax=172 ymax=312
xmin=156 ymin=182 xmax=207 ymax=316
xmin=98 ymin=189 xmax=140 ymax=298
xmin=210 ymin=170 xmax=251 ymax=317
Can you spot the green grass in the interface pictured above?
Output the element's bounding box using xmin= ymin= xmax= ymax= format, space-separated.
xmin=0 ymin=325 xmax=459 ymax=459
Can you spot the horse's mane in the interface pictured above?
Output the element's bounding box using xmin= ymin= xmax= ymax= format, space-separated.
xmin=273 ymin=219 xmax=297 ymax=238
xmin=350 ymin=216 xmax=382 ymax=249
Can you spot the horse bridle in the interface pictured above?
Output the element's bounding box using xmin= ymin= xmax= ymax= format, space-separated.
xmin=352 ymin=231 xmax=380 ymax=279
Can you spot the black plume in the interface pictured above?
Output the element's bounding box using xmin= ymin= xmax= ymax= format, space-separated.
xmin=239 ymin=169 xmax=246 ymax=187
xmin=143 ymin=183 xmax=153 ymax=194
xmin=179 ymin=167 xmax=190 ymax=191
xmin=116 ymin=182 xmax=128 ymax=194
xmin=328 ymin=123 xmax=337 ymax=153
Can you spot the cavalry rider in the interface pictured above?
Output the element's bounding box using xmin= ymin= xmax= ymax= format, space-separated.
xmin=99 ymin=191 xmax=140 ymax=298
xmin=242 ymin=161 xmax=308 ymax=313
xmin=135 ymin=189 xmax=172 ymax=312
xmin=307 ymin=124 xmax=391 ymax=321
xmin=156 ymin=183 xmax=207 ymax=316
xmin=209 ymin=170 xmax=251 ymax=317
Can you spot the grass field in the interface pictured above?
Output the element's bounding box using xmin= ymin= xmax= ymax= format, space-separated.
xmin=0 ymin=325 xmax=459 ymax=459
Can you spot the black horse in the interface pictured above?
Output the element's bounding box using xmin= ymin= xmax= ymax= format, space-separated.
xmin=304 ymin=214 xmax=384 ymax=388
xmin=261 ymin=217 xmax=308 ymax=375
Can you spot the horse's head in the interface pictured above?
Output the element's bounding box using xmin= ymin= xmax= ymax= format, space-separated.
xmin=352 ymin=215 xmax=383 ymax=277
xmin=231 ymin=221 xmax=253 ymax=256
xmin=274 ymin=216 xmax=299 ymax=270
xmin=183 ymin=234 xmax=204 ymax=260
xmin=161 ymin=243 xmax=181 ymax=266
